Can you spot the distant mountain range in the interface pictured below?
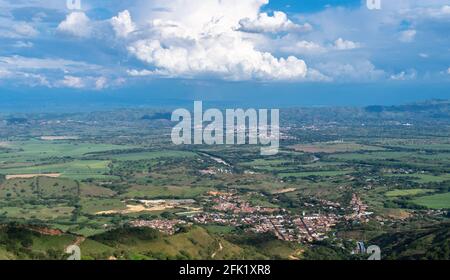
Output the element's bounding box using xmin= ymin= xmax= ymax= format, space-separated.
xmin=365 ymin=99 xmax=450 ymax=113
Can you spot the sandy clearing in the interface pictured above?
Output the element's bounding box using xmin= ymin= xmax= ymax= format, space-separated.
xmin=211 ymin=242 xmax=223 ymax=259
xmin=383 ymin=209 xmax=412 ymax=220
xmin=5 ymin=173 xmax=61 ymax=180
xmin=288 ymin=249 xmax=304 ymax=260
xmin=40 ymin=136 xmax=79 ymax=141
xmin=272 ymin=188 xmax=297 ymax=194
xmin=95 ymin=199 xmax=197 ymax=215
xmin=95 ymin=204 xmax=174 ymax=215
xmin=0 ymin=142 xmax=11 ymax=148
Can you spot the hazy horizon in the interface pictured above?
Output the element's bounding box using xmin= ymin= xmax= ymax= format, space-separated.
xmin=2 ymin=81 xmax=449 ymax=113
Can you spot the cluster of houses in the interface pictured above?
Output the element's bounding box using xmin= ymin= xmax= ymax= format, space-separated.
xmin=209 ymin=191 xmax=278 ymax=214
xmin=346 ymin=194 xmax=372 ymax=222
xmin=191 ymin=192 xmax=345 ymax=243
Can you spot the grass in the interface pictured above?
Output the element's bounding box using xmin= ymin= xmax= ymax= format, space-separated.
xmin=412 ymin=192 xmax=450 ymax=209
xmin=329 ymin=151 xmax=412 ymax=161
xmin=0 ymin=178 xmax=35 ymax=199
xmin=31 ymin=234 xmax=76 ymax=254
xmin=203 ymin=225 xmax=236 ymax=234
xmin=79 ymin=184 xmax=116 ymax=198
xmin=385 ymin=189 xmax=434 ymax=197
xmin=330 ymin=151 xmax=450 ymax=164
xmin=0 ymin=246 xmax=16 ymax=260
xmin=0 ymin=205 xmax=74 ymax=220
xmin=110 ymin=151 xmax=197 ymax=161
xmin=291 ymin=142 xmax=384 ymax=153
xmin=242 ymin=159 xmax=292 ymax=166
xmin=80 ymin=198 xmax=127 ymax=214
xmin=0 ymin=140 xmax=133 ymax=163
xmin=108 ymin=226 xmax=244 ymax=260
xmin=79 ymin=239 xmax=115 ymax=259
xmin=386 ymin=173 xmax=450 ymax=183
xmin=37 ymin=177 xmax=79 ymax=198
xmin=255 ymin=239 xmax=303 ymax=259
xmin=71 ymin=227 xmax=109 ymax=237
xmin=240 ymin=158 xmax=344 ymax=173
xmin=278 ymin=170 xmax=350 ymax=178
xmin=377 ymin=139 xmax=450 ymax=151
xmin=240 ymin=159 xmax=295 ymax=172
xmin=121 ymin=185 xmax=210 ymax=199
xmin=0 ymin=160 xmax=112 ymax=180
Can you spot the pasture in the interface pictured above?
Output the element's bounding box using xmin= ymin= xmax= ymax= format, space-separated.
xmin=0 ymin=160 xmax=113 ymax=180
xmin=385 ymin=189 xmax=434 ymax=197
xmin=0 ymin=140 xmax=132 ymax=163
xmin=412 ymin=193 xmax=450 ymax=209
xmin=109 ymin=151 xmax=197 ymax=161
xmin=121 ymin=185 xmax=209 ymax=199
xmin=278 ymin=170 xmax=351 ymax=178
xmin=386 ymin=173 xmax=450 ymax=183
xmin=290 ymin=142 xmax=384 ymax=153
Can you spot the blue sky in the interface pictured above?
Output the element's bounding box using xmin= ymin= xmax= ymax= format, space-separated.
xmin=265 ymin=0 xmax=362 ymax=12
xmin=0 ymin=0 xmax=450 ymax=108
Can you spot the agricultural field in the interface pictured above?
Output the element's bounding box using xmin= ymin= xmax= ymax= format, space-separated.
xmin=278 ymin=170 xmax=352 ymax=178
xmin=385 ymin=189 xmax=434 ymax=197
xmin=1 ymin=205 xmax=74 ymax=220
xmin=290 ymin=142 xmax=384 ymax=153
xmin=412 ymin=193 xmax=450 ymax=209
xmin=80 ymin=198 xmax=127 ymax=215
xmin=0 ymin=160 xmax=113 ymax=180
xmin=120 ymin=185 xmax=210 ymax=199
xmin=0 ymin=140 xmax=132 ymax=163
xmin=109 ymin=151 xmax=196 ymax=161
xmin=385 ymin=173 xmax=450 ymax=184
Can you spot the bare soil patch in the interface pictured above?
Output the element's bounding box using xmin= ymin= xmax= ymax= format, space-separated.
xmin=5 ymin=173 xmax=61 ymax=180
xmin=40 ymin=136 xmax=79 ymax=141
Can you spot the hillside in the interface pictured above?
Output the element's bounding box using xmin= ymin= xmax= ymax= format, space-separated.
xmin=370 ymin=222 xmax=450 ymax=260
xmin=0 ymin=224 xmax=304 ymax=260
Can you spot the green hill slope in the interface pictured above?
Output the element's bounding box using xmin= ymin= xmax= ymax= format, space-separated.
xmin=370 ymin=223 xmax=450 ymax=260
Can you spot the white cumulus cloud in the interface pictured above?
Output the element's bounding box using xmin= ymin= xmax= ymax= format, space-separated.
xmin=0 ymin=68 xmax=12 ymax=78
xmin=58 ymin=12 xmax=91 ymax=38
xmin=333 ymin=38 xmax=360 ymax=50
xmin=95 ymin=77 xmax=108 ymax=89
xmin=128 ymin=37 xmax=306 ymax=81
xmin=61 ymin=75 xmax=84 ymax=88
xmin=315 ymin=60 xmax=385 ymax=82
xmin=13 ymin=41 xmax=34 ymax=48
xmin=127 ymin=69 xmax=155 ymax=77
xmin=238 ymin=11 xmax=312 ymax=33
xmin=13 ymin=22 xmax=39 ymax=37
xmin=110 ymin=10 xmax=136 ymax=38
xmin=441 ymin=5 xmax=450 ymax=15
xmin=406 ymin=5 xmax=450 ymax=19
xmin=0 ymin=20 xmax=39 ymax=38
xmin=281 ymin=40 xmax=325 ymax=54
xmin=390 ymin=70 xmax=417 ymax=81
xmin=122 ymin=0 xmax=308 ymax=81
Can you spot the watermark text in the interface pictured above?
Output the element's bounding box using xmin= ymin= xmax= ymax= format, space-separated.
xmin=171 ymin=101 xmax=279 ymax=155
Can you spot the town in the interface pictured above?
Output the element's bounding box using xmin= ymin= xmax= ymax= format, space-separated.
xmin=129 ymin=190 xmax=371 ymax=244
